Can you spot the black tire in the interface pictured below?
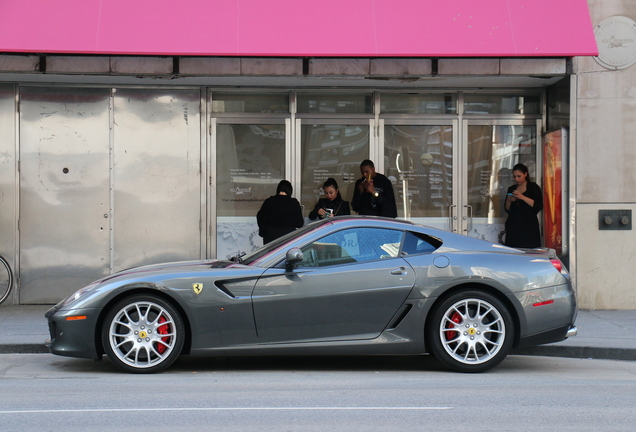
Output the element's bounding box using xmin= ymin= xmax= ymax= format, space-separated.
xmin=0 ymin=255 xmax=13 ymax=305
xmin=102 ymin=294 xmax=185 ymax=374
xmin=427 ymin=289 xmax=514 ymax=373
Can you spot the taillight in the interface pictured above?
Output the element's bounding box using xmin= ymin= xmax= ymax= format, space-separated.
xmin=551 ymin=258 xmax=569 ymax=276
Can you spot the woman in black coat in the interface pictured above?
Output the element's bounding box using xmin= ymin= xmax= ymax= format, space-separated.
xmin=504 ymin=164 xmax=543 ymax=248
xmin=257 ymin=180 xmax=304 ymax=244
xmin=308 ymin=178 xmax=351 ymax=220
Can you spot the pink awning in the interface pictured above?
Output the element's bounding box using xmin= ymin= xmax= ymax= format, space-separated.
xmin=0 ymin=0 xmax=598 ymax=57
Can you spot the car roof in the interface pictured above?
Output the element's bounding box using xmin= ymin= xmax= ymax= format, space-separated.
xmin=246 ymin=216 xmax=423 ymax=267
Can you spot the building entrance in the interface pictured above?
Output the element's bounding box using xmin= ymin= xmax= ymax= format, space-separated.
xmin=212 ymin=91 xmax=543 ymax=255
xmin=381 ymin=120 xmax=539 ymax=244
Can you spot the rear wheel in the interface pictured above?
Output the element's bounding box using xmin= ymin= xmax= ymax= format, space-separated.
xmin=427 ymin=289 xmax=514 ymax=373
xmin=102 ymin=294 xmax=185 ymax=373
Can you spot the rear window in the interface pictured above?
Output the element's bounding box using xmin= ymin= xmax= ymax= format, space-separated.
xmin=401 ymin=231 xmax=443 ymax=255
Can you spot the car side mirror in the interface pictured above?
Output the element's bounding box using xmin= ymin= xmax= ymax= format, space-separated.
xmin=285 ymin=248 xmax=304 ymax=269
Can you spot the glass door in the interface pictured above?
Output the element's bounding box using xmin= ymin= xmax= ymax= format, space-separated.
xmin=381 ymin=119 xmax=539 ymax=241
xmin=383 ymin=120 xmax=458 ymax=231
xmin=213 ymin=118 xmax=290 ymax=259
xmin=461 ymin=120 xmax=541 ymax=244
xmin=297 ymin=119 xmax=374 ymax=220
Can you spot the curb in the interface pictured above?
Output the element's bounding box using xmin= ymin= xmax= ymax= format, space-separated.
xmin=513 ymin=346 xmax=636 ymax=362
xmin=0 ymin=344 xmax=49 ymax=354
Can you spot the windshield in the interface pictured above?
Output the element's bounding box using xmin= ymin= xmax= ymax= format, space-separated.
xmin=240 ymin=219 xmax=331 ymax=265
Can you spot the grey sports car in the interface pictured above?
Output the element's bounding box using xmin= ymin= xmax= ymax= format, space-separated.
xmin=45 ymin=216 xmax=576 ymax=374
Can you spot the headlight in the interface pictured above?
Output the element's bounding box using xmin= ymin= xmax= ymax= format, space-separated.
xmin=61 ymin=281 xmax=101 ymax=306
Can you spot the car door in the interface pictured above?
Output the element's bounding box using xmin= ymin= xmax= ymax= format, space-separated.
xmin=251 ymin=227 xmax=416 ymax=343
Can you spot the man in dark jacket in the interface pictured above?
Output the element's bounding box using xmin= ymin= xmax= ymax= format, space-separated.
xmin=257 ymin=180 xmax=304 ymax=244
xmin=351 ymin=160 xmax=397 ymax=218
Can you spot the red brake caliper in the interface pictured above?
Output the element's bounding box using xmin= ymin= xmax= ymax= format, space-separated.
xmin=445 ymin=312 xmax=462 ymax=340
xmin=156 ymin=316 xmax=169 ymax=354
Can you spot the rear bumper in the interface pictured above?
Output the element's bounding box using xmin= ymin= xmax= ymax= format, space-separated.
xmin=512 ymin=282 xmax=576 ymax=345
xmin=517 ymin=323 xmax=576 ymax=349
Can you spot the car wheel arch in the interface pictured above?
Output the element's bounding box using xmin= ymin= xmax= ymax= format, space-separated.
xmin=424 ymin=283 xmax=521 ymax=355
xmin=94 ymin=287 xmax=192 ymax=358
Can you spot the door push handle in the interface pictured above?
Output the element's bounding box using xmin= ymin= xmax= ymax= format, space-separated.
xmin=464 ymin=204 xmax=473 ymax=232
xmin=448 ymin=204 xmax=457 ymax=232
xmin=390 ymin=267 xmax=407 ymax=275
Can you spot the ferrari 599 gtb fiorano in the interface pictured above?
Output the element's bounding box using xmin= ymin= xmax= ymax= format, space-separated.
xmin=46 ymin=216 xmax=576 ymax=373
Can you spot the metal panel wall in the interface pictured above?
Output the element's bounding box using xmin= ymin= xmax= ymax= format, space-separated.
xmin=19 ymin=87 xmax=111 ymax=303
xmin=112 ymin=89 xmax=202 ymax=271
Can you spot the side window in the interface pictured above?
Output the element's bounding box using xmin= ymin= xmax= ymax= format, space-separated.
xmin=401 ymin=231 xmax=442 ymax=255
xmin=299 ymin=228 xmax=404 ymax=267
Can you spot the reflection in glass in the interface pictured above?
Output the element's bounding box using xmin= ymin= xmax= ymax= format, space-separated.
xmin=463 ymin=93 xmax=540 ymax=115
xmin=384 ymin=125 xmax=453 ymax=222
xmin=380 ymin=93 xmax=456 ymax=114
xmin=300 ymin=124 xmax=369 ymax=214
xmin=211 ymin=93 xmax=289 ymax=113
xmin=466 ymin=125 xmax=536 ymax=243
xmin=300 ymin=227 xmax=403 ymax=267
xmin=297 ymin=93 xmax=373 ymax=114
xmin=216 ymin=124 xmax=286 ymax=258
xmin=217 ymin=124 xmax=286 ymax=216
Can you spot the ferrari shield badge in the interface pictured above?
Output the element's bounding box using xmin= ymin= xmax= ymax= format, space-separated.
xmin=192 ymin=283 xmax=203 ymax=295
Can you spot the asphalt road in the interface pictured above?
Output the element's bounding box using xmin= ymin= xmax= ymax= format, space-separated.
xmin=1 ymin=354 xmax=636 ymax=431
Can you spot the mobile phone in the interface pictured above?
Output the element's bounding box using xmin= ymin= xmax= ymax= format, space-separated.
xmin=507 ymin=192 xmax=514 ymax=196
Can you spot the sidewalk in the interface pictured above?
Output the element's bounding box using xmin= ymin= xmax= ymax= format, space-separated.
xmin=0 ymin=305 xmax=635 ymax=360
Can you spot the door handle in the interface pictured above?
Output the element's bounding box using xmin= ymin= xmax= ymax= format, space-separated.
xmin=448 ymin=204 xmax=457 ymax=232
xmin=390 ymin=267 xmax=407 ymax=275
xmin=464 ymin=204 xmax=473 ymax=232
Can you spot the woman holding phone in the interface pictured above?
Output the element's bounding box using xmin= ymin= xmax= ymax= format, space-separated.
xmin=504 ymin=163 xmax=543 ymax=248
xmin=308 ymin=178 xmax=350 ymax=220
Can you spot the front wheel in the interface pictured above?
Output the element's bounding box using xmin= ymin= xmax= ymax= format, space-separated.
xmin=427 ymin=290 xmax=514 ymax=373
xmin=102 ymin=294 xmax=185 ymax=373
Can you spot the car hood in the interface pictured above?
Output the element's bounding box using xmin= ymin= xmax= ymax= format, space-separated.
xmin=58 ymin=259 xmax=263 ymax=310
xmin=101 ymin=259 xmax=243 ymax=282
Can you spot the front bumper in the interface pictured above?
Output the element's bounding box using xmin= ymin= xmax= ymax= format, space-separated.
xmin=45 ymin=305 xmax=102 ymax=360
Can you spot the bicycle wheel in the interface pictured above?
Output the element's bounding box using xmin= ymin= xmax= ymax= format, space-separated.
xmin=0 ymin=255 xmax=14 ymax=305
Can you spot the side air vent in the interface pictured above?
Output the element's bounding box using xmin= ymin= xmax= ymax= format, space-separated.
xmin=213 ymin=281 xmax=236 ymax=299
xmin=386 ymin=304 xmax=412 ymax=330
